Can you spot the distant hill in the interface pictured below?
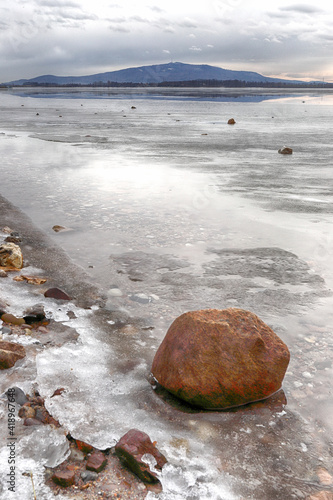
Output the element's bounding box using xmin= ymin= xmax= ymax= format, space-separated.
xmin=3 ymin=62 xmax=310 ymax=86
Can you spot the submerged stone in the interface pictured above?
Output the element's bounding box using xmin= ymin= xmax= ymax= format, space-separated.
xmin=151 ymin=308 xmax=290 ymax=409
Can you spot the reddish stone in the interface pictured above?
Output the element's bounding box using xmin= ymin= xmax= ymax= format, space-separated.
xmin=0 ymin=341 xmax=26 ymax=370
xmin=52 ymin=470 xmax=75 ymax=487
xmin=228 ymin=118 xmax=236 ymax=125
xmin=44 ymin=287 xmax=71 ymax=300
xmin=76 ymin=440 xmax=94 ymax=454
xmin=86 ymin=451 xmax=107 ymax=473
xmin=115 ymin=429 xmax=167 ymax=483
xmin=151 ymin=308 xmax=290 ymax=409
xmin=278 ymin=147 xmax=293 ymax=155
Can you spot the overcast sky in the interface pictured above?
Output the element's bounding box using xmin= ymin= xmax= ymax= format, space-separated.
xmin=1 ymin=0 xmax=333 ymax=83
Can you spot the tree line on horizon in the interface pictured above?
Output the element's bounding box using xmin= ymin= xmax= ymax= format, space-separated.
xmin=14 ymin=79 xmax=333 ymax=88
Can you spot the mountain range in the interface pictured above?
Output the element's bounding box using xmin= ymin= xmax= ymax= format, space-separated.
xmin=3 ymin=62 xmax=316 ymax=86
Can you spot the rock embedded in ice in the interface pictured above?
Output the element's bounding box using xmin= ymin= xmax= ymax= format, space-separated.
xmin=227 ymin=118 xmax=236 ymax=124
xmin=278 ymin=146 xmax=293 ymax=154
xmin=0 ymin=242 xmax=23 ymax=268
xmin=1 ymin=312 xmax=25 ymax=325
xmin=0 ymin=340 xmax=26 ymax=369
xmin=5 ymin=386 xmax=28 ymax=405
xmin=115 ymin=429 xmax=167 ymax=484
xmin=44 ymin=287 xmax=71 ymax=300
xmin=151 ymin=308 xmax=290 ymax=409
xmin=52 ymin=225 xmax=71 ymax=232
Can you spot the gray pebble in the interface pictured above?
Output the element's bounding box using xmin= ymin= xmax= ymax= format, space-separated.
xmin=5 ymin=386 xmax=28 ymax=406
xmin=81 ymin=470 xmax=99 ymax=482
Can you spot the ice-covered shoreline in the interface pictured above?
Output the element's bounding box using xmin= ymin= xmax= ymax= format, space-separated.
xmin=1 ymin=89 xmax=333 ymax=499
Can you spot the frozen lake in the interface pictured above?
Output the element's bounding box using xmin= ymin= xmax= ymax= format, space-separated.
xmin=0 ymin=87 xmax=333 ymax=499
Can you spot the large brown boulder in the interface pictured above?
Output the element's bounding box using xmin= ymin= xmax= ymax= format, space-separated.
xmin=151 ymin=308 xmax=290 ymax=409
xmin=0 ymin=341 xmax=26 ymax=370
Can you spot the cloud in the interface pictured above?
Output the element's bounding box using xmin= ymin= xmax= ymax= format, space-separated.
xmin=177 ymin=17 xmax=198 ymax=29
xmin=279 ymin=4 xmax=324 ymax=14
xmin=149 ymin=5 xmax=165 ymax=13
xmin=36 ymin=0 xmax=81 ymax=7
xmin=1 ymin=0 xmax=333 ymax=83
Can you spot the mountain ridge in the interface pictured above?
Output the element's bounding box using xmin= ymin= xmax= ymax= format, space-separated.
xmin=2 ymin=62 xmax=317 ymax=86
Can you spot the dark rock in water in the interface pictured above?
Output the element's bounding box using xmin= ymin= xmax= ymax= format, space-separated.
xmin=86 ymin=451 xmax=107 ymax=473
xmin=115 ymin=429 xmax=167 ymax=483
xmin=278 ymin=147 xmax=293 ymax=154
xmin=0 ymin=341 xmax=26 ymax=369
xmin=5 ymin=386 xmax=28 ymax=406
xmin=151 ymin=308 xmax=290 ymax=409
xmin=44 ymin=287 xmax=71 ymax=300
xmin=228 ymin=118 xmax=236 ymax=124
xmin=1 ymin=313 xmax=25 ymax=326
xmin=52 ymin=469 xmax=76 ymax=487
